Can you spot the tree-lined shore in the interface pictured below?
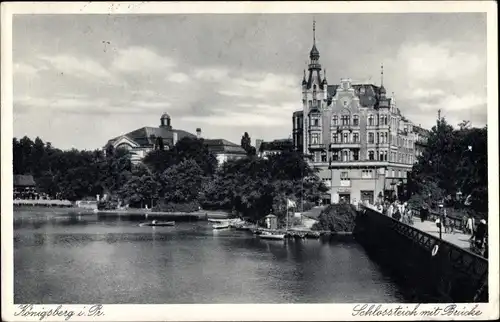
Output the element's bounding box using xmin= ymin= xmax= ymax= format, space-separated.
xmin=13 ymin=118 xmax=488 ymax=225
xmin=13 ymin=135 xmax=327 ymax=223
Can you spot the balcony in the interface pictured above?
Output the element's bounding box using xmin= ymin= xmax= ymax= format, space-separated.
xmin=329 ymin=142 xmax=361 ymax=149
xmin=308 ymin=143 xmax=326 ymax=151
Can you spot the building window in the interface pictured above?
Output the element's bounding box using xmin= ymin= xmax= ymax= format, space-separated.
xmin=353 ymin=150 xmax=359 ymax=161
xmin=342 ymin=115 xmax=350 ymax=125
xmin=368 ymin=115 xmax=374 ymax=126
xmin=311 ymin=133 xmax=320 ymax=144
xmin=321 ymin=151 xmax=327 ymax=163
xmin=379 ymin=151 xmax=384 ymax=161
xmin=384 ymin=116 xmax=388 ymax=125
xmin=308 ymin=100 xmax=312 ymax=108
xmin=353 ymin=133 xmax=359 ymax=143
xmin=342 ymin=150 xmax=349 ymax=162
xmin=332 ymin=133 xmax=339 ymax=143
xmin=331 ymin=150 xmax=339 ymax=161
xmin=313 ymin=118 xmax=319 ymax=127
xmin=342 ymin=132 xmax=349 ymax=143
xmin=376 ymin=132 xmax=380 ymax=144
xmin=368 ymin=132 xmax=374 ymax=144
xmin=314 ymin=152 xmax=321 ymax=163
xmin=353 ymin=115 xmax=359 ymax=126
xmin=384 ymin=151 xmax=388 ymax=161
xmin=362 ymin=170 xmax=373 ymax=178
xmin=341 ymin=171 xmax=349 ymax=179
xmin=332 ymin=115 xmax=338 ymax=126
xmin=368 ymin=150 xmax=375 ymax=160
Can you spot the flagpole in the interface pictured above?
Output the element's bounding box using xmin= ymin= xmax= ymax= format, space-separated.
xmin=286 ymin=197 xmax=289 ymax=231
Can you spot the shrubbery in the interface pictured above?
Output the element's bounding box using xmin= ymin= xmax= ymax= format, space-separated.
xmin=153 ymin=200 xmax=201 ymax=213
xmin=312 ymin=204 xmax=357 ymax=232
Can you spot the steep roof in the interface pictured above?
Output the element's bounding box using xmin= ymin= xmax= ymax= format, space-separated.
xmin=326 ymin=84 xmax=391 ymax=108
xmin=204 ymin=139 xmax=247 ymax=155
xmin=260 ymin=139 xmax=294 ymax=152
xmin=14 ymin=175 xmax=36 ymax=187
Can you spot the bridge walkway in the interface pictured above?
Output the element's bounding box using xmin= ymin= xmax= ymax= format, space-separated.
xmin=412 ymin=219 xmax=472 ymax=250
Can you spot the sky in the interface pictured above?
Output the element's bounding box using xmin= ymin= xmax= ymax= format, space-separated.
xmin=13 ymin=13 xmax=487 ymax=150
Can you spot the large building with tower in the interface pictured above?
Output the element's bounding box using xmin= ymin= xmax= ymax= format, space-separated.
xmin=105 ymin=113 xmax=246 ymax=165
xmin=292 ymin=22 xmax=429 ymax=205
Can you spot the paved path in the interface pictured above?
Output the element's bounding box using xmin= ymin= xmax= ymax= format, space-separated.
xmin=412 ymin=219 xmax=473 ymax=250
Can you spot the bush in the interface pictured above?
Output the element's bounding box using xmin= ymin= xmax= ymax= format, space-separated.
xmin=312 ymin=203 xmax=357 ymax=232
xmin=97 ymin=200 xmax=119 ymax=210
xmin=153 ymin=200 xmax=201 ymax=213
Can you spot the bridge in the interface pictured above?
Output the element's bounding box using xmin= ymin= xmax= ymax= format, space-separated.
xmin=354 ymin=204 xmax=488 ymax=303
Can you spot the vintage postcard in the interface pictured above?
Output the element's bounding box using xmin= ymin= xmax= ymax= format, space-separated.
xmin=1 ymin=1 xmax=498 ymax=321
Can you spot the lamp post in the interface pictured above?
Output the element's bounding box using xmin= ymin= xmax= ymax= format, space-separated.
xmin=438 ymin=203 xmax=443 ymax=239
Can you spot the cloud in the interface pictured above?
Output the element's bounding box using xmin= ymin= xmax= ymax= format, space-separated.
xmin=398 ymin=42 xmax=482 ymax=82
xmin=39 ymin=54 xmax=114 ymax=81
xmin=111 ymin=46 xmax=176 ymax=73
xmin=418 ymin=93 xmax=486 ymax=112
xmin=391 ymin=41 xmax=486 ymax=128
xmin=14 ymin=95 xmax=173 ymax=116
xmin=13 ymin=62 xmax=46 ymax=76
xmin=167 ymin=72 xmax=190 ymax=83
xmin=219 ymin=72 xmax=297 ymax=99
xmin=193 ymin=67 xmax=229 ymax=82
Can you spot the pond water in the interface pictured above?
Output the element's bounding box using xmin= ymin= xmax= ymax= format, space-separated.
xmin=13 ymin=210 xmax=405 ymax=304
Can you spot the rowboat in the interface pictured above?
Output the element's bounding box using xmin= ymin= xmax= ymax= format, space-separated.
xmin=259 ymin=232 xmax=285 ymax=240
xmin=212 ymin=223 xmax=230 ymax=229
xmin=139 ymin=221 xmax=175 ymax=227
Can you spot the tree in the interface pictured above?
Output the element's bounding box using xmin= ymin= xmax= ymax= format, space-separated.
xmin=160 ymin=159 xmax=206 ymax=204
xmin=200 ymin=151 xmax=327 ymax=222
xmin=119 ymin=164 xmax=160 ymax=208
xmin=408 ymin=119 xmax=487 ymax=216
xmin=240 ymin=132 xmax=256 ymax=156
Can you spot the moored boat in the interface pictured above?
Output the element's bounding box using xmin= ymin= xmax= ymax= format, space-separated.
xmin=259 ymin=232 xmax=285 ymax=240
xmin=212 ymin=223 xmax=230 ymax=229
xmin=139 ymin=221 xmax=175 ymax=227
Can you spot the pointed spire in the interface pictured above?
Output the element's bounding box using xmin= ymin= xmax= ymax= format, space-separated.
xmin=381 ymin=63 xmax=384 ymax=86
xmin=309 ymin=19 xmax=320 ymax=61
xmin=313 ymin=18 xmax=316 ymax=45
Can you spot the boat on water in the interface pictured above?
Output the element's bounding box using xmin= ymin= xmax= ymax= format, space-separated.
xmin=259 ymin=232 xmax=285 ymax=240
xmin=139 ymin=221 xmax=175 ymax=227
xmin=212 ymin=223 xmax=230 ymax=229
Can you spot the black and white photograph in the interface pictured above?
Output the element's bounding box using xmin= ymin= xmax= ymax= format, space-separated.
xmin=1 ymin=1 xmax=498 ymax=321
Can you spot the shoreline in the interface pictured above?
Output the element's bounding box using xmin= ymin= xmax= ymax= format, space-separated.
xmin=14 ymin=205 xmax=232 ymax=220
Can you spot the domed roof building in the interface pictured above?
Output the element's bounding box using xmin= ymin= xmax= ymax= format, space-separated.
xmin=104 ymin=113 xmax=246 ymax=164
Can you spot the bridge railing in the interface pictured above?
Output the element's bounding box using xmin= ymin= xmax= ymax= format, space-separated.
xmin=360 ymin=204 xmax=488 ymax=269
xmin=359 ymin=204 xmax=488 ymax=301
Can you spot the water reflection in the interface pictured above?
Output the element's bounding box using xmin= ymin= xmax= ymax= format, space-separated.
xmin=14 ymin=210 xmax=405 ymax=304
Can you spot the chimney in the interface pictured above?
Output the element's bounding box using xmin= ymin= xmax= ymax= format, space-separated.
xmin=196 ymin=128 xmax=202 ymax=139
xmin=173 ymin=132 xmax=178 ymax=145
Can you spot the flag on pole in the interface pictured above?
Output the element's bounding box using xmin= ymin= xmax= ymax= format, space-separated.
xmin=287 ymin=199 xmax=296 ymax=209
